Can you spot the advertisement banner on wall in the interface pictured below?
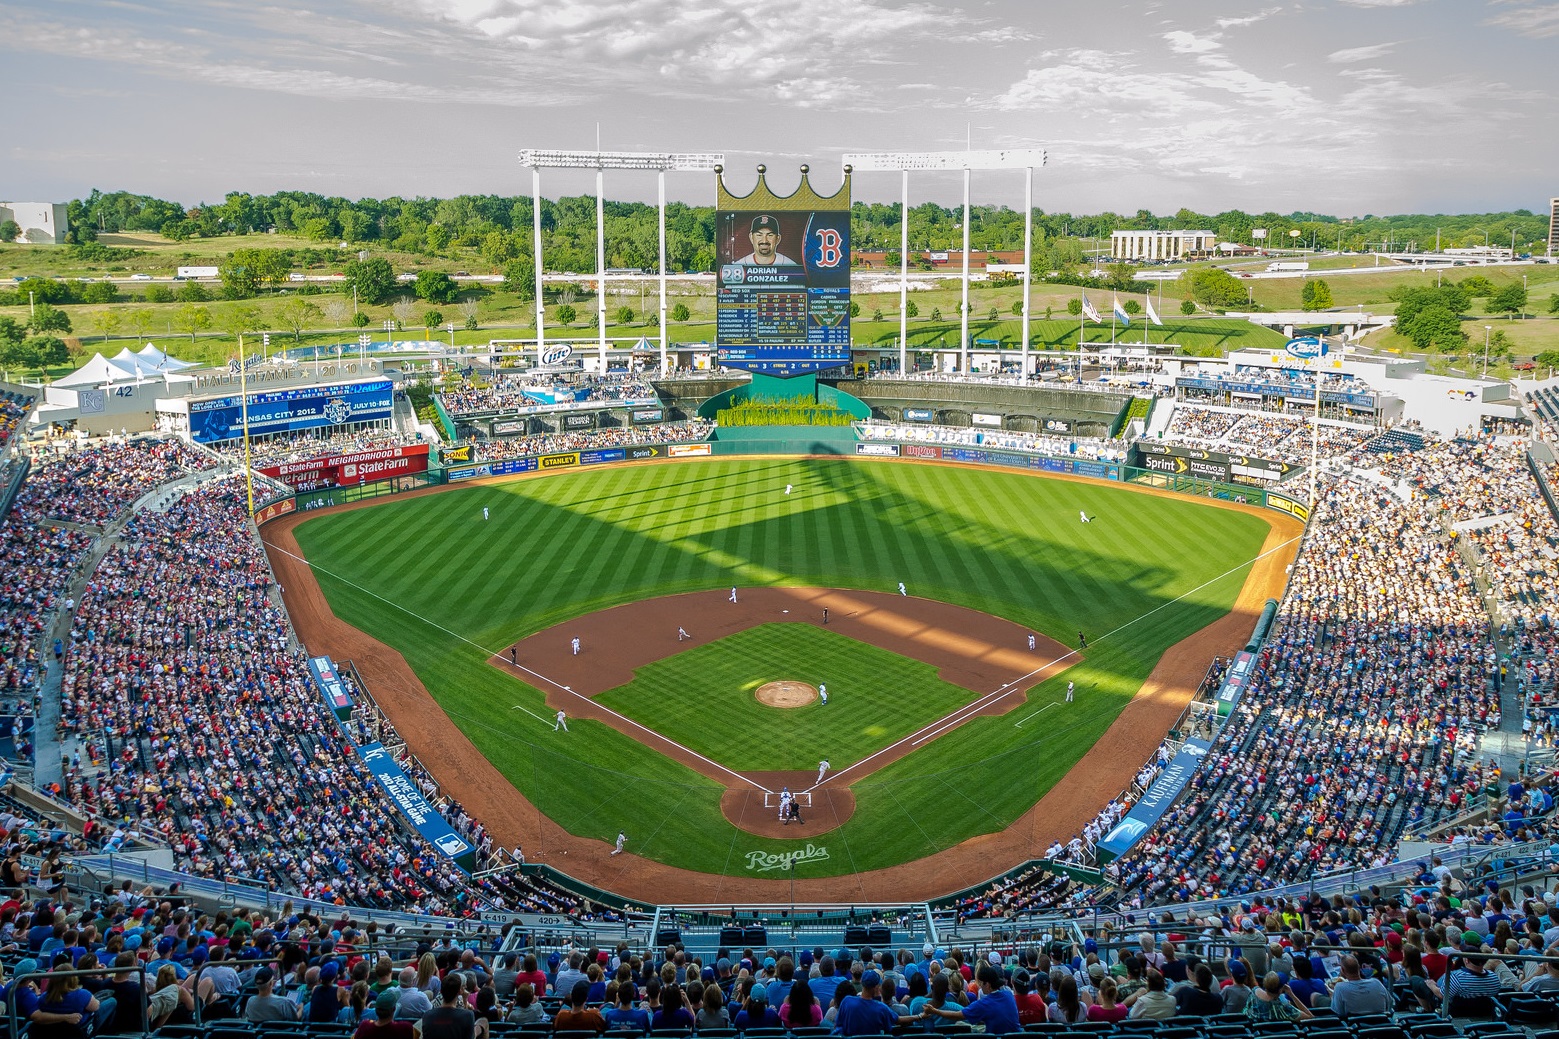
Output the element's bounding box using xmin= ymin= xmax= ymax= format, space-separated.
xmin=971 ymin=413 xmax=1003 ymax=427
xmin=562 ymin=412 xmax=596 ymax=430
xmin=900 ymin=444 xmax=942 ymax=459
xmin=491 ymin=420 xmax=528 ymax=436
xmin=538 ymin=452 xmax=580 ymax=470
xmin=668 ymin=443 xmax=713 ymax=457
xmin=447 ymin=457 xmax=539 ymax=482
xmin=856 ymin=442 xmax=901 ymax=457
xmin=258 ymin=444 xmax=430 ymax=490
xmin=1096 ymin=737 xmax=1213 ymax=861
xmin=580 ymin=448 xmax=626 ymax=465
xmin=1042 ymin=418 xmax=1073 ymax=434
xmin=188 ymin=379 xmax=394 ymax=443
xmin=357 ymin=742 xmax=476 ymax=871
xmin=903 ymin=408 xmax=935 ymax=422
xmin=629 ymin=408 xmax=665 ymax=424
xmin=253 ymin=498 xmax=297 ymax=525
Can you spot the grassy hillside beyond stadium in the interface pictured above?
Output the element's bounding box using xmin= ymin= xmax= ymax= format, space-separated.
xmin=291 ymin=459 xmax=1272 ymax=877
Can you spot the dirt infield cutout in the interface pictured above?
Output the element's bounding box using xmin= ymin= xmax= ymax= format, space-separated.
xmin=755 ymin=681 xmax=817 ymax=708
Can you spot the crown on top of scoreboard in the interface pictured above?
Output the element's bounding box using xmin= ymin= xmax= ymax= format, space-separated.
xmin=716 ymin=164 xmax=850 ymax=212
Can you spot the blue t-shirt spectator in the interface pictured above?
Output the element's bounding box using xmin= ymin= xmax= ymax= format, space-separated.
xmin=834 ymin=995 xmax=899 ymax=1037
xmin=962 ymin=987 xmax=1021 ymax=1035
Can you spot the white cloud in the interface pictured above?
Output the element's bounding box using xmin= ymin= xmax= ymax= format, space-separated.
xmin=1327 ymin=41 xmax=1399 ymax=62
xmin=1484 ymin=2 xmax=1559 ymax=37
xmin=1163 ymin=29 xmax=1222 ymax=52
xmin=1215 ymin=8 xmax=1281 ymax=28
xmin=1334 ymin=0 xmax=1424 ymax=6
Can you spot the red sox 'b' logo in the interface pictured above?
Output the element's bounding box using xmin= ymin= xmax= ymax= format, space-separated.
xmin=813 ymin=228 xmax=843 ymax=268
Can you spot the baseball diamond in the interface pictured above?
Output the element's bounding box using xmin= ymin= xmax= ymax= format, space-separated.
xmin=266 ymin=456 xmax=1297 ymax=902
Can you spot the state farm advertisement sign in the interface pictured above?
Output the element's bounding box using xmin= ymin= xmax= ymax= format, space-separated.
xmin=259 ymin=444 xmax=430 ymax=490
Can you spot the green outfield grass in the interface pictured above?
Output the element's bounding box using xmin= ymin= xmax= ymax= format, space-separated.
xmin=595 ymin=624 xmax=985 ymax=772
xmin=289 ymin=457 xmax=1273 ymax=877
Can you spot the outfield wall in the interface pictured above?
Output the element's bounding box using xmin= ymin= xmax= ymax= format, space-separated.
xmin=252 ymin=432 xmax=1307 ymax=526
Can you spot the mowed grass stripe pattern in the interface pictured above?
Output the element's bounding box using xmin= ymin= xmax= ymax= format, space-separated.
xmin=595 ymin=625 xmax=979 ymax=773
xmin=292 ymin=458 xmax=1272 ymax=877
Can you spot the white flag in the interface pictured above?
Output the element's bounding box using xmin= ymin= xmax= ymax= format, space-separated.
xmin=1145 ymin=296 xmax=1164 ymax=326
xmin=1080 ymin=293 xmax=1102 ymax=323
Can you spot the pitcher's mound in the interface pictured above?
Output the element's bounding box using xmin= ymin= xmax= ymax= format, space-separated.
xmin=755 ymin=681 xmax=817 ymax=708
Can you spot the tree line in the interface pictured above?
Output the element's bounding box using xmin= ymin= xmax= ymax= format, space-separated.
xmin=57 ymin=188 xmax=1552 ymax=277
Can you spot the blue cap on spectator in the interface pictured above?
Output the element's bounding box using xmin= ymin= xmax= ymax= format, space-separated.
xmin=157 ymin=937 xmax=175 ymax=954
xmin=862 ymin=970 xmax=882 ymax=989
xmin=1084 ymin=939 xmax=1097 ymax=953
xmin=764 ymin=957 xmax=776 ymax=968
xmin=702 ymin=968 xmax=716 ymax=982
xmin=15 ymin=959 xmax=37 ymax=977
xmin=125 ymin=934 xmax=142 ymax=951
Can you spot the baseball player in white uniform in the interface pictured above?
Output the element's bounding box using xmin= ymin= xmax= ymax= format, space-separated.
xmin=554 ymin=710 xmax=568 ymax=731
xmin=571 ymin=637 xmax=580 ymax=655
xmin=1028 ymin=634 xmax=1036 ymax=651
xmin=818 ymin=683 xmax=828 ymax=706
xmin=1079 ymin=510 xmax=1089 ymax=524
xmin=898 ymin=582 xmax=907 ymax=596
xmin=483 ymin=506 xmax=489 ymax=521
xmin=1066 ymin=681 xmax=1075 ymax=702
xmin=729 ymin=587 xmax=738 ymax=603
xmin=612 ymin=831 xmax=626 ymax=855
xmin=778 ymin=788 xmax=793 ymax=824
xmin=816 ymin=758 xmax=830 ymax=785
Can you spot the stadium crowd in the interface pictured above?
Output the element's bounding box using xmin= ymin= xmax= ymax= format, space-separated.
xmin=858 ymin=423 xmax=1125 ymax=461
xmin=467 ymin=422 xmax=713 ymax=462
xmin=1108 ymin=443 xmax=1509 ymax=904
xmin=48 ymin=475 xmax=612 ymax=919
xmin=441 ymin=374 xmax=657 ymax=417
xmin=0 ymin=391 xmax=32 ymax=449
xmin=13 ymin=438 xmax=209 ymax=527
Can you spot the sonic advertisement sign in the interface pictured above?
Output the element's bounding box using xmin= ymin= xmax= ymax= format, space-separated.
xmin=1096 ymin=737 xmax=1212 ymax=862
xmin=715 ymin=168 xmax=851 ymax=376
xmin=188 ymin=379 xmax=393 ymax=444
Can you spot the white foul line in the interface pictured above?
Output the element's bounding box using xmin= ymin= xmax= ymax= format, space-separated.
xmin=820 ymin=534 xmax=1300 ymax=786
xmin=264 ymin=539 xmax=773 ymax=795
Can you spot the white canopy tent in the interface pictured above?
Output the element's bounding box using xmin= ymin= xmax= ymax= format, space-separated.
xmin=53 ymin=345 xmax=197 ymax=388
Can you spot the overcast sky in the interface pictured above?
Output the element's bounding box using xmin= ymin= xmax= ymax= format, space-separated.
xmin=3 ymin=0 xmax=1554 ymax=217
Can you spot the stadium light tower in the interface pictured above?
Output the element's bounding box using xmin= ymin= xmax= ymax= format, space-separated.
xmin=842 ymin=149 xmax=1046 ymax=375
xmin=518 ymin=150 xmax=723 ymax=374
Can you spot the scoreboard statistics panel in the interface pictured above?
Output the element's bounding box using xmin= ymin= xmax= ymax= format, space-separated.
xmin=715 ymin=170 xmax=851 ymax=377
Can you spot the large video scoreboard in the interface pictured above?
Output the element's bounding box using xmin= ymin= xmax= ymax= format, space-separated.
xmin=715 ymin=168 xmax=851 ymax=376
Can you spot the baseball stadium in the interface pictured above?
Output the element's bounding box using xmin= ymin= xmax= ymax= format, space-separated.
xmin=0 ymin=159 xmax=1556 ymax=1037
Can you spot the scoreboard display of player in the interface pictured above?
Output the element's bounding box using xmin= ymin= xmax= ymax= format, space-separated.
xmin=715 ymin=170 xmax=851 ymax=377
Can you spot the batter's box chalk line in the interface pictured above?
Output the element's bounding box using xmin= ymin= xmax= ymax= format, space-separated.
xmin=763 ymin=792 xmax=814 ymax=807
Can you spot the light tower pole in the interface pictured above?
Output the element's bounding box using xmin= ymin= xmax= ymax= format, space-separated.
xmin=843 ymin=148 xmax=1048 ymax=378
xmin=519 ymin=149 xmax=724 ymax=375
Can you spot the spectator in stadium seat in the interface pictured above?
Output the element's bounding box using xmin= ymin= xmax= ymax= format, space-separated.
xmin=925 ymin=965 xmax=1019 ymax=1033
xmin=356 ymin=989 xmax=414 ymax=1039
xmin=422 ymin=975 xmax=477 ymax=1039
xmin=696 ymin=983 xmax=731 ymax=1031
xmin=1174 ymin=965 xmax=1225 ymax=1017
xmin=1088 ymin=976 xmax=1128 ymax=1023
xmin=1047 ymin=975 xmax=1089 ymax=1024
xmin=1221 ymin=961 xmax=1253 ymax=1013
xmin=834 ymin=970 xmax=914 ymax=1036
xmin=505 ymin=984 xmax=548 ymax=1027
xmin=1444 ymin=954 xmax=1503 ymax=1016
xmin=394 ymin=968 xmax=432 ymax=1021
xmin=1244 ymin=973 xmax=1311 ymax=1023
xmin=1284 ymin=955 xmax=1327 ymax=1009
xmin=1397 ymin=948 xmax=1441 ymax=1011
xmin=1125 ymin=970 xmax=1176 ymax=1020
xmin=552 ymin=980 xmax=604 ymax=1034
xmin=246 ymin=966 xmax=301 ymax=1023
xmin=1328 ymin=955 xmax=1392 ymax=1018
